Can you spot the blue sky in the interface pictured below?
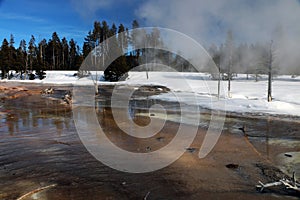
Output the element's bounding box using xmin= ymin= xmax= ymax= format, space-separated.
xmin=0 ymin=0 xmax=141 ymax=48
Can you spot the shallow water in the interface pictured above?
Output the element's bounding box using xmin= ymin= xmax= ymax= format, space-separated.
xmin=0 ymin=85 xmax=299 ymax=199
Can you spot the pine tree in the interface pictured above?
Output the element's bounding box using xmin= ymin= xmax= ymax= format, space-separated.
xmin=83 ymin=30 xmax=94 ymax=58
xmin=17 ymin=39 xmax=27 ymax=79
xmin=28 ymin=35 xmax=37 ymax=79
xmin=51 ymin=32 xmax=61 ymax=69
xmin=8 ymin=34 xmax=17 ymax=77
xmin=36 ymin=39 xmax=47 ymax=79
xmin=69 ymin=39 xmax=78 ymax=70
xmin=0 ymin=39 xmax=10 ymax=79
xmin=61 ymin=37 xmax=69 ymax=69
xmin=131 ymin=20 xmax=141 ymax=58
xmin=118 ymin=24 xmax=126 ymax=53
xmin=93 ymin=21 xmax=102 ymax=45
xmin=38 ymin=39 xmax=47 ymax=69
xmin=103 ymin=22 xmax=129 ymax=81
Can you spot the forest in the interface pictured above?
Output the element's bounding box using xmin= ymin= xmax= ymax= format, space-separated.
xmin=0 ymin=19 xmax=299 ymax=81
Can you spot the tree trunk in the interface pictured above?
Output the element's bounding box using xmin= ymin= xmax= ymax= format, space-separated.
xmin=228 ymin=77 xmax=231 ymax=98
xmin=217 ymin=65 xmax=221 ymax=100
xmin=267 ymin=41 xmax=273 ymax=102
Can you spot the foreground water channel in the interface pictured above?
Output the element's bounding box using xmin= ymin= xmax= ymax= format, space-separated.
xmin=0 ymin=84 xmax=299 ymax=199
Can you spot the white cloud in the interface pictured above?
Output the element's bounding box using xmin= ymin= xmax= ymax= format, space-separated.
xmin=70 ymin=0 xmax=135 ymax=20
xmin=0 ymin=12 xmax=46 ymax=23
xmin=70 ymin=0 xmax=112 ymax=19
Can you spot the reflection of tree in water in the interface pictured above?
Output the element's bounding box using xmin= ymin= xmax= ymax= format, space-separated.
xmin=64 ymin=118 xmax=71 ymax=129
xmin=32 ymin=111 xmax=39 ymax=127
xmin=7 ymin=113 xmax=18 ymax=135
xmin=4 ymin=102 xmax=72 ymax=136
xmin=128 ymin=100 xmax=137 ymax=120
xmin=21 ymin=110 xmax=30 ymax=128
xmin=53 ymin=119 xmax=63 ymax=136
xmin=128 ymin=98 xmax=156 ymax=120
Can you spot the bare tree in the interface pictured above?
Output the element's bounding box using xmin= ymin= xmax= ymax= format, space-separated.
xmin=224 ymin=30 xmax=235 ymax=98
xmin=267 ymin=40 xmax=274 ymax=102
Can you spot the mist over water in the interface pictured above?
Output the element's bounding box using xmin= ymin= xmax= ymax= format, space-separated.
xmin=135 ymin=0 xmax=300 ymax=75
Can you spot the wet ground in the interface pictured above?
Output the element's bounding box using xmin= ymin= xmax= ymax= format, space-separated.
xmin=0 ymin=83 xmax=299 ymax=199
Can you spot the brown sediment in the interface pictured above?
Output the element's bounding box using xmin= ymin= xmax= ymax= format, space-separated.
xmin=0 ymin=83 xmax=41 ymax=100
xmin=0 ymin=84 xmax=299 ymax=199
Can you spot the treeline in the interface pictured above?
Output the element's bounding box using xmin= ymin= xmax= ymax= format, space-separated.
xmin=0 ymin=19 xmax=165 ymax=81
xmin=0 ymin=32 xmax=83 ymax=79
xmin=1 ymin=20 xmax=299 ymax=81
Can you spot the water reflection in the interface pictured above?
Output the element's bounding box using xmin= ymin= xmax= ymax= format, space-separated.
xmin=0 ymin=97 xmax=72 ymax=136
xmin=0 ymin=88 xmax=300 ymax=199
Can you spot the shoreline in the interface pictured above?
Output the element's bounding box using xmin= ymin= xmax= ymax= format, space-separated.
xmin=1 ymin=82 xmax=300 ymax=121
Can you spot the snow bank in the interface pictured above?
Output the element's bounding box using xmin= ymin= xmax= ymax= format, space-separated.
xmin=1 ymin=71 xmax=300 ymax=117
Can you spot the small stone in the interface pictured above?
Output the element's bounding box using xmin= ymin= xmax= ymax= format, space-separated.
xmin=226 ymin=163 xmax=239 ymax=169
xmin=185 ymin=147 xmax=196 ymax=153
xmin=284 ymin=153 xmax=292 ymax=157
xmin=146 ymin=146 xmax=151 ymax=152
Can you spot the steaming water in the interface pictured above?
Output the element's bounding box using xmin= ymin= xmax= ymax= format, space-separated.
xmin=0 ymin=87 xmax=299 ymax=199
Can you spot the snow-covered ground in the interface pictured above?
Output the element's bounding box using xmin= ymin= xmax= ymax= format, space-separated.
xmin=1 ymin=71 xmax=300 ymax=117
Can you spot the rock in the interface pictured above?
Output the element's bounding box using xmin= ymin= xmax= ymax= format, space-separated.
xmin=156 ymin=137 xmax=164 ymax=142
xmin=226 ymin=163 xmax=239 ymax=169
xmin=284 ymin=153 xmax=293 ymax=158
xmin=146 ymin=146 xmax=152 ymax=152
xmin=41 ymin=87 xmax=54 ymax=94
xmin=185 ymin=147 xmax=196 ymax=153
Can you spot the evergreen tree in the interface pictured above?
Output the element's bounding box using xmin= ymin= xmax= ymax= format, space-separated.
xmin=69 ymin=39 xmax=78 ymax=70
xmin=28 ymin=35 xmax=37 ymax=79
xmin=131 ymin=20 xmax=141 ymax=58
xmin=38 ymin=39 xmax=47 ymax=69
xmin=8 ymin=34 xmax=17 ymax=76
xmin=0 ymin=39 xmax=10 ymax=79
xmin=110 ymin=23 xmax=117 ymax=36
xmin=17 ymin=39 xmax=27 ymax=79
xmin=93 ymin=21 xmax=102 ymax=45
xmin=51 ymin=32 xmax=61 ymax=69
xmin=103 ymin=22 xmax=129 ymax=81
xmin=36 ymin=39 xmax=47 ymax=80
xmin=118 ymin=23 xmax=127 ymax=53
xmin=61 ymin=37 xmax=69 ymax=69
xmin=83 ymin=30 xmax=94 ymax=59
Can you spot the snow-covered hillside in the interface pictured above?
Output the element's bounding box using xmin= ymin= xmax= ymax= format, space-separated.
xmin=1 ymin=71 xmax=300 ymax=117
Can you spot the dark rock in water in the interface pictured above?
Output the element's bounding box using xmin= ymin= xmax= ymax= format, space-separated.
xmin=284 ymin=153 xmax=292 ymax=157
xmin=146 ymin=146 xmax=152 ymax=152
xmin=185 ymin=147 xmax=196 ymax=153
xmin=156 ymin=137 xmax=164 ymax=142
xmin=226 ymin=163 xmax=239 ymax=169
xmin=150 ymin=113 xmax=155 ymax=116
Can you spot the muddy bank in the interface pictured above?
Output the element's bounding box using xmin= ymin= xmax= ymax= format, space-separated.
xmin=0 ymin=84 xmax=299 ymax=199
xmin=0 ymin=84 xmax=40 ymax=101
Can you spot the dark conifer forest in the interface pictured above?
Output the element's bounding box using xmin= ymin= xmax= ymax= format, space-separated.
xmin=1 ymin=20 xmax=299 ymax=81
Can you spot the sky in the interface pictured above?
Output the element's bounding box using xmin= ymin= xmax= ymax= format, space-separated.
xmin=1 ymin=0 xmax=300 ymax=53
xmin=0 ymin=0 xmax=141 ymax=47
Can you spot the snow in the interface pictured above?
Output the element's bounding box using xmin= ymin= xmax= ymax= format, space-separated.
xmin=1 ymin=71 xmax=300 ymax=117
